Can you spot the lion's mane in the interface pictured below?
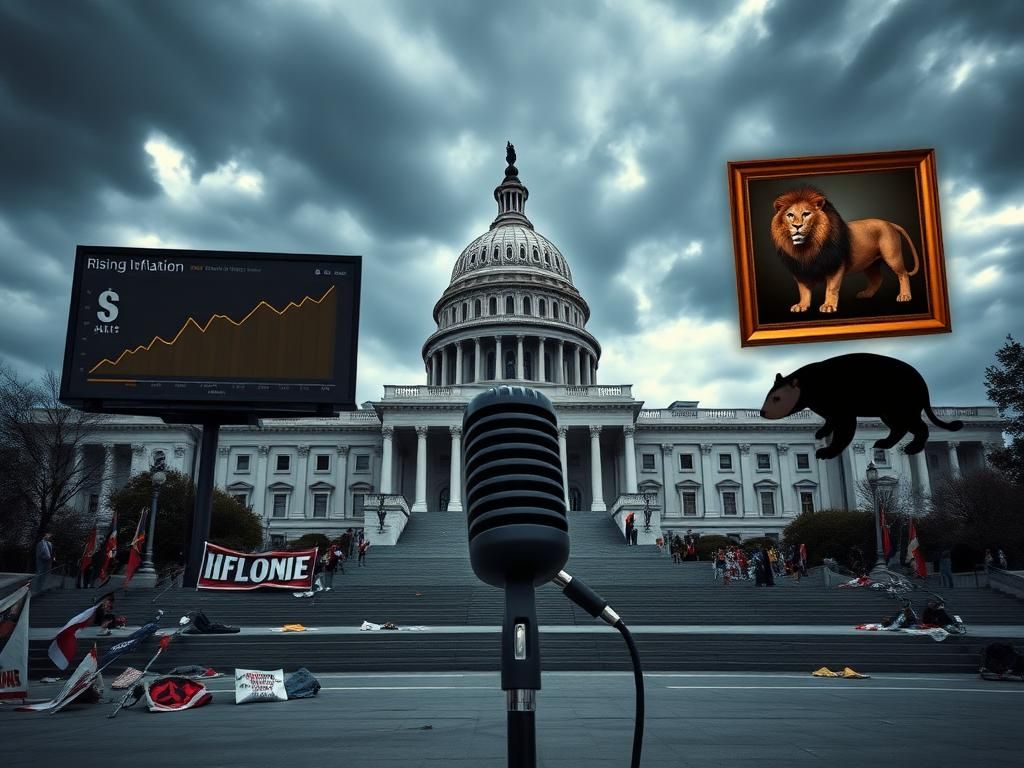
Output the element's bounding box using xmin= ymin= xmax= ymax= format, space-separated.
xmin=771 ymin=186 xmax=851 ymax=285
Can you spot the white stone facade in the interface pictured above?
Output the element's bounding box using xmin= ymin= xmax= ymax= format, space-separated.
xmin=73 ymin=149 xmax=1006 ymax=544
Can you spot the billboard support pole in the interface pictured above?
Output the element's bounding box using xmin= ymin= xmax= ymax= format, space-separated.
xmin=184 ymin=421 xmax=221 ymax=588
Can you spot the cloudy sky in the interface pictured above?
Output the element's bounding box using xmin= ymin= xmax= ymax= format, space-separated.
xmin=1 ymin=0 xmax=1021 ymax=410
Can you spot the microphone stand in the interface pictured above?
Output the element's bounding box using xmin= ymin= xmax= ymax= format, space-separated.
xmin=503 ymin=580 xmax=540 ymax=768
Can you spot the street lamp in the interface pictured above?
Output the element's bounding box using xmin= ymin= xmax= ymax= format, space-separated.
xmin=642 ymin=492 xmax=652 ymax=531
xmin=139 ymin=459 xmax=167 ymax=576
xmin=866 ymin=461 xmax=886 ymax=576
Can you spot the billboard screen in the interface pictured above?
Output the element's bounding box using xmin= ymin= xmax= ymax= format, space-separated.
xmin=60 ymin=246 xmax=361 ymax=417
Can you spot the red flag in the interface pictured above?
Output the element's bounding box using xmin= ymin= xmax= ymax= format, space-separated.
xmin=47 ymin=603 xmax=99 ymax=670
xmin=880 ymin=506 xmax=892 ymax=560
xmin=79 ymin=527 xmax=97 ymax=577
xmin=97 ymin=513 xmax=118 ymax=583
xmin=122 ymin=508 xmax=148 ymax=588
xmin=906 ymin=519 xmax=928 ymax=579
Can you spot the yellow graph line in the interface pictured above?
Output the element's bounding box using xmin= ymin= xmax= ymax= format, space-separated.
xmin=89 ymin=284 xmax=336 ymax=373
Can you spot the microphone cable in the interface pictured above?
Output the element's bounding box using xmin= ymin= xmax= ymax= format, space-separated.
xmin=552 ymin=571 xmax=644 ymax=768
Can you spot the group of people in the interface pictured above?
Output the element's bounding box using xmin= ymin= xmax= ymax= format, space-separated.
xmin=984 ymin=548 xmax=1009 ymax=570
xmin=312 ymin=527 xmax=370 ymax=591
xmin=712 ymin=544 xmax=806 ymax=586
xmin=666 ymin=529 xmax=701 ymax=562
xmin=882 ymin=599 xmax=960 ymax=633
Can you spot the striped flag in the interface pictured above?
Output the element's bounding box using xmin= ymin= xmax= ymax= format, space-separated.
xmin=97 ymin=512 xmax=118 ymax=583
xmin=79 ymin=527 xmax=97 ymax=579
xmin=906 ymin=518 xmax=928 ymax=578
xmin=122 ymin=508 xmax=148 ymax=588
xmin=48 ymin=603 xmax=100 ymax=670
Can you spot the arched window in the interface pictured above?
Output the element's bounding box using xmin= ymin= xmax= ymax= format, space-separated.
xmin=506 ymin=246 xmax=513 ymax=260
xmin=552 ymin=302 xmax=559 ymax=319
xmin=523 ymin=296 xmax=532 ymax=315
xmin=480 ymin=248 xmax=486 ymax=263
xmin=544 ymin=250 xmax=550 ymax=266
xmin=489 ymin=296 xmax=497 ymax=315
xmin=532 ymin=247 xmax=539 ymax=261
xmin=538 ymin=298 xmax=546 ymax=317
xmin=520 ymin=245 xmax=526 ymax=260
xmin=462 ymin=302 xmax=468 ymax=322
xmin=474 ymin=299 xmax=482 ymax=318
xmin=494 ymin=246 xmax=499 ymax=260
xmin=505 ymin=295 xmax=515 ymax=314
xmin=470 ymin=252 xmax=476 ymax=265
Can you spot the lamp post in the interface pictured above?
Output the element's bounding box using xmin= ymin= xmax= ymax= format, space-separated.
xmin=866 ymin=461 xmax=886 ymax=576
xmin=139 ymin=460 xmax=167 ymax=576
xmin=642 ymin=492 xmax=652 ymax=532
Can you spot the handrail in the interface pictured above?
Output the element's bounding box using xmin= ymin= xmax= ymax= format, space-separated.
xmin=987 ymin=566 xmax=1024 ymax=600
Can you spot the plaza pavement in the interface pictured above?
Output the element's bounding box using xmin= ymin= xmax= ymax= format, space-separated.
xmin=2 ymin=671 xmax=1021 ymax=767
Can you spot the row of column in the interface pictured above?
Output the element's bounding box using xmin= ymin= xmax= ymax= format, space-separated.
xmin=426 ymin=335 xmax=597 ymax=387
xmin=380 ymin=425 xmax=465 ymax=514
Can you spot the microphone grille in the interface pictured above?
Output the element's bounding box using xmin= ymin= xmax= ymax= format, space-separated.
xmin=463 ymin=386 xmax=567 ymax=544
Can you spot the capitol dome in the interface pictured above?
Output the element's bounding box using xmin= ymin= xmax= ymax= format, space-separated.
xmin=422 ymin=143 xmax=600 ymax=387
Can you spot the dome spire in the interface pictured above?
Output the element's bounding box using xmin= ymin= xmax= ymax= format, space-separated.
xmin=491 ymin=141 xmax=532 ymax=230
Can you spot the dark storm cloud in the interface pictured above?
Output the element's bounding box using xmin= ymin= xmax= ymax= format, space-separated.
xmin=0 ymin=0 xmax=1021 ymax=407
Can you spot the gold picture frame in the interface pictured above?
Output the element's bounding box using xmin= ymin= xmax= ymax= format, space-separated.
xmin=728 ymin=148 xmax=951 ymax=347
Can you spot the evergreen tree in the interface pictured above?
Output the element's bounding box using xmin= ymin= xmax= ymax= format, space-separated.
xmin=984 ymin=334 xmax=1024 ymax=485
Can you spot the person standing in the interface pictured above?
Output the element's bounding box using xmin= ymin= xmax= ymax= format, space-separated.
xmin=798 ymin=542 xmax=808 ymax=578
xmin=624 ymin=512 xmax=635 ymax=546
xmin=358 ymin=538 xmax=369 ymax=567
xmin=984 ymin=549 xmax=995 ymax=569
xmin=998 ymin=549 xmax=1008 ymax=570
xmin=33 ymin=532 xmax=54 ymax=594
xmin=324 ymin=551 xmax=338 ymax=590
xmin=939 ymin=548 xmax=954 ymax=588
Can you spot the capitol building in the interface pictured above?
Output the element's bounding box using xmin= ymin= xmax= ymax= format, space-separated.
xmin=77 ymin=148 xmax=1005 ymax=546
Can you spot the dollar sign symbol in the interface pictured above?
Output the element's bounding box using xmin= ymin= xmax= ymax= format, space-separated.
xmin=97 ymin=289 xmax=119 ymax=323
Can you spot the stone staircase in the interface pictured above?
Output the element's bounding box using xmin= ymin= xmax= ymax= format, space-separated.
xmin=24 ymin=510 xmax=1024 ymax=675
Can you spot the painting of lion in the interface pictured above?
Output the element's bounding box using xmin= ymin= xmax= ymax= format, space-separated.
xmin=771 ymin=186 xmax=920 ymax=314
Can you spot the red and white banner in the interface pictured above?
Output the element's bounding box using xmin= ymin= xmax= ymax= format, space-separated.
xmin=19 ymin=645 xmax=99 ymax=712
xmin=907 ymin=519 xmax=928 ymax=579
xmin=0 ymin=585 xmax=30 ymax=700
xmin=197 ymin=543 xmax=318 ymax=591
xmin=48 ymin=602 xmax=100 ymax=670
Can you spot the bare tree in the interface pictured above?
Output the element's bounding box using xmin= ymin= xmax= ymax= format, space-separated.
xmin=0 ymin=362 xmax=109 ymax=553
xmin=854 ymin=466 xmax=927 ymax=564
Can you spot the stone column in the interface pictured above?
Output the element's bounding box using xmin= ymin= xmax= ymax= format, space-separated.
xmin=335 ymin=446 xmax=349 ymax=519
xmin=914 ymin=450 xmax=931 ymax=498
xmin=494 ymin=336 xmax=503 ymax=381
xmin=516 ymin=335 xmax=525 ymax=379
xmin=556 ymin=341 xmax=565 ymax=384
xmin=380 ymin=426 xmax=394 ymax=494
xmin=413 ymin=426 xmax=428 ymax=513
xmin=738 ymin=443 xmax=753 ymax=516
xmin=475 ymin=338 xmax=482 ymax=382
xmin=254 ymin=445 xmax=269 ymax=520
xmin=573 ymin=345 xmax=582 ymax=386
xmin=589 ymin=426 xmax=606 ymax=512
xmin=440 ymin=346 xmax=449 ymax=386
xmin=946 ymin=441 xmax=961 ymax=477
xmin=538 ymin=337 xmax=546 ymax=382
xmin=295 ymin=445 xmax=310 ymax=518
xmin=426 ymin=356 xmax=433 ymax=386
xmin=699 ymin=443 xmax=713 ymax=517
xmin=661 ymin=444 xmax=674 ymax=516
xmin=448 ymin=426 xmax=463 ymax=513
xmin=850 ymin=442 xmax=867 ymax=489
xmin=129 ymin=444 xmax=147 ymax=477
xmin=558 ymin=426 xmax=570 ymax=511
xmin=582 ymin=351 xmax=591 ymax=385
xmin=98 ymin=443 xmax=115 ymax=525
xmin=624 ymin=426 xmax=638 ymax=494
xmin=217 ymin=446 xmax=231 ymax=488
xmin=454 ymin=342 xmax=463 ymax=385
xmin=591 ymin=358 xmax=598 ymax=385
xmin=777 ymin=443 xmax=791 ymax=516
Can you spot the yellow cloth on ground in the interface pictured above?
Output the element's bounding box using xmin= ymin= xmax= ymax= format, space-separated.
xmin=841 ymin=667 xmax=869 ymax=679
xmin=281 ymin=624 xmax=306 ymax=632
xmin=812 ymin=667 xmax=839 ymax=677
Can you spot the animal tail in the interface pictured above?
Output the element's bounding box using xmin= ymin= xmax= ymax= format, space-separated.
xmin=893 ymin=223 xmax=920 ymax=277
xmin=924 ymin=404 xmax=963 ymax=432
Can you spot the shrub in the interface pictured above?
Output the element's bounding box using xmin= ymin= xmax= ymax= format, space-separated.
xmin=695 ymin=535 xmax=733 ymax=560
xmin=783 ymin=508 xmax=875 ymax=572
